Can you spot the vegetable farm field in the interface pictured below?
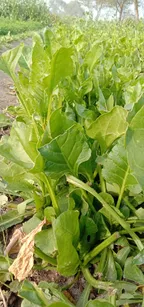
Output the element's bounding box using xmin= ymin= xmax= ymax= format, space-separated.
xmin=1 ymin=19 xmax=144 ymax=306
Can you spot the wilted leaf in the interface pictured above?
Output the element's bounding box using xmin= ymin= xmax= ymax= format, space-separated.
xmin=9 ymin=219 xmax=46 ymax=281
xmin=4 ymin=227 xmax=23 ymax=255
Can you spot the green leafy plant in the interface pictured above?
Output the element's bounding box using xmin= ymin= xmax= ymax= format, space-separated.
xmin=1 ymin=21 xmax=144 ymax=306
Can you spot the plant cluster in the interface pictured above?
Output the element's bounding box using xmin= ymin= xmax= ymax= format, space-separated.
xmin=0 ymin=0 xmax=50 ymax=24
xmin=0 ymin=18 xmax=44 ymax=37
xmin=1 ymin=20 xmax=144 ymax=306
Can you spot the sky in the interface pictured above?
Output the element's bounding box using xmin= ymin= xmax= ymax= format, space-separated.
xmin=46 ymin=0 xmax=144 ymax=18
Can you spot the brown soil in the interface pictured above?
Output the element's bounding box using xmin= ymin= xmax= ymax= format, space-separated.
xmin=0 ymin=38 xmax=31 ymax=112
xmin=0 ymin=72 xmax=17 ymax=111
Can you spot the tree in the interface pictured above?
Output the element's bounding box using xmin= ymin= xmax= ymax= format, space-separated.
xmin=133 ymin=0 xmax=139 ymax=20
xmin=99 ymin=0 xmax=133 ymax=21
xmin=115 ymin=0 xmax=130 ymax=20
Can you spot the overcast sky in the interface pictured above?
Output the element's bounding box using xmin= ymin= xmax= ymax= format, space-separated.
xmin=46 ymin=0 xmax=144 ymax=18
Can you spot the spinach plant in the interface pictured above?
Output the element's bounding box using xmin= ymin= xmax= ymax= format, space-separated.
xmin=1 ymin=21 xmax=144 ymax=306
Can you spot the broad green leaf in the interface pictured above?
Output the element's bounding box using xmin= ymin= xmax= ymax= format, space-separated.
xmin=0 ymin=210 xmax=23 ymax=231
xmin=124 ymin=257 xmax=144 ymax=284
xmin=133 ymin=249 xmax=144 ymax=265
xmin=17 ymin=198 xmax=33 ymax=215
xmin=97 ymin=88 xmax=107 ymax=113
xmin=23 ymin=215 xmax=41 ymax=234
xmin=0 ymin=121 xmax=43 ymax=173
xmin=127 ymin=97 xmax=144 ymax=123
xmin=102 ymin=137 xmax=138 ymax=190
xmin=76 ymin=283 xmax=91 ymax=307
xmin=0 ymin=44 xmax=23 ymax=78
xmin=0 ymin=113 xmax=12 ymax=128
xmin=116 ymin=246 xmax=131 ymax=267
xmin=79 ymin=216 xmax=98 ymax=256
xmin=39 ymin=282 xmax=74 ymax=306
xmin=126 ymin=105 xmax=144 ymax=189
xmin=79 ymin=78 xmax=93 ymax=96
xmin=48 ymin=47 xmax=74 ymax=94
xmin=0 ymin=255 xmax=11 ymax=282
xmin=50 ymin=109 xmax=75 ymax=139
xmin=48 ymin=303 xmax=72 ymax=307
xmin=114 ymin=281 xmax=137 ymax=292
xmin=53 ymin=210 xmax=80 ymax=276
xmin=9 ymin=280 xmax=21 ymax=293
xmin=85 ymin=44 xmax=102 ymax=72
xmin=30 ymin=39 xmax=50 ymax=86
xmin=39 ymin=125 xmax=91 ymax=180
xmin=115 ymin=261 xmax=123 ymax=280
xmin=94 ymin=212 xmax=111 ymax=240
xmin=19 ymin=280 xmax=48 ymax=306
xmin=35 ymin=229 xmax=57 ymax=256
xmin=86 ymin=106 xmax=128 ymax=153
xmin=105 ymin=249 xmax=117 ymax=281
xmin=21 ymin=300 xmax=39 ymax=307
xmin=0 ymin=156 xmax=35 ymax=195
xmin=86 ymin=301 xmax=114 ymax=307
xmin=44 ymin=207 xmax=56 ymax=222
xmin=19 ymin=46 xmax=32 ymax=70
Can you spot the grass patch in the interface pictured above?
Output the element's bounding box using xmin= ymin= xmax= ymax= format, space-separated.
xmin=0 ymin=17 xmax=44 ymax=36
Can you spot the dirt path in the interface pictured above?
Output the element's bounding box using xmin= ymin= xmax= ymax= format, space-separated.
xmin=0 ymin=38 xmax=31 ymax=111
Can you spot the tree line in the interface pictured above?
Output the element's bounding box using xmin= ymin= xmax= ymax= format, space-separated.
xmin=48 ymin=0 xmax=142 ymax=21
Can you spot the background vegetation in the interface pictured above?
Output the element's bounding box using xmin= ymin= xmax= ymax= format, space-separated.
xmin=0 ymin=0 xmax=50 ymax=22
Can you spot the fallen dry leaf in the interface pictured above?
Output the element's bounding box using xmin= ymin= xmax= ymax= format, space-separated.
xmin=9 ymin=218 xmax=46 ymax=281
xmin=4 ymin=227 xmax=24 ymax=256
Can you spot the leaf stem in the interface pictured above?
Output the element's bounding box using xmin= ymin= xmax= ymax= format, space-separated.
xmin=109 ymin=293 xmax=116 ymax=307
xmin=82 ymin=190 xmax=97 ymax=214
xmin=82 ymin=267 xmax=113 ymax=291
xmin=47 ymin=94 xmax=52 ymax=123
xmin=116 ymin=166 xmax=130 ymax=209
xmin=127 ymin=219 xmax=144 ymax=224
xmin=41 ymin=174 xmax=60 ymax=216
xmin=98 ymin=164 xmax=106 ymax=193
xmin=83 ymin=232 xmax=120 ymax=266
xmin=35 ymin=247 xmax=57 ymax=266
xmin=123 ymin=197 xmax=139 ymax=217
xmin=120 ymin=226 xmax=144 ymax=235
xmin=95 ymin=247 xmax=107 ymax=276
xmin=67 ymin=175 xmax=144 ymax=251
